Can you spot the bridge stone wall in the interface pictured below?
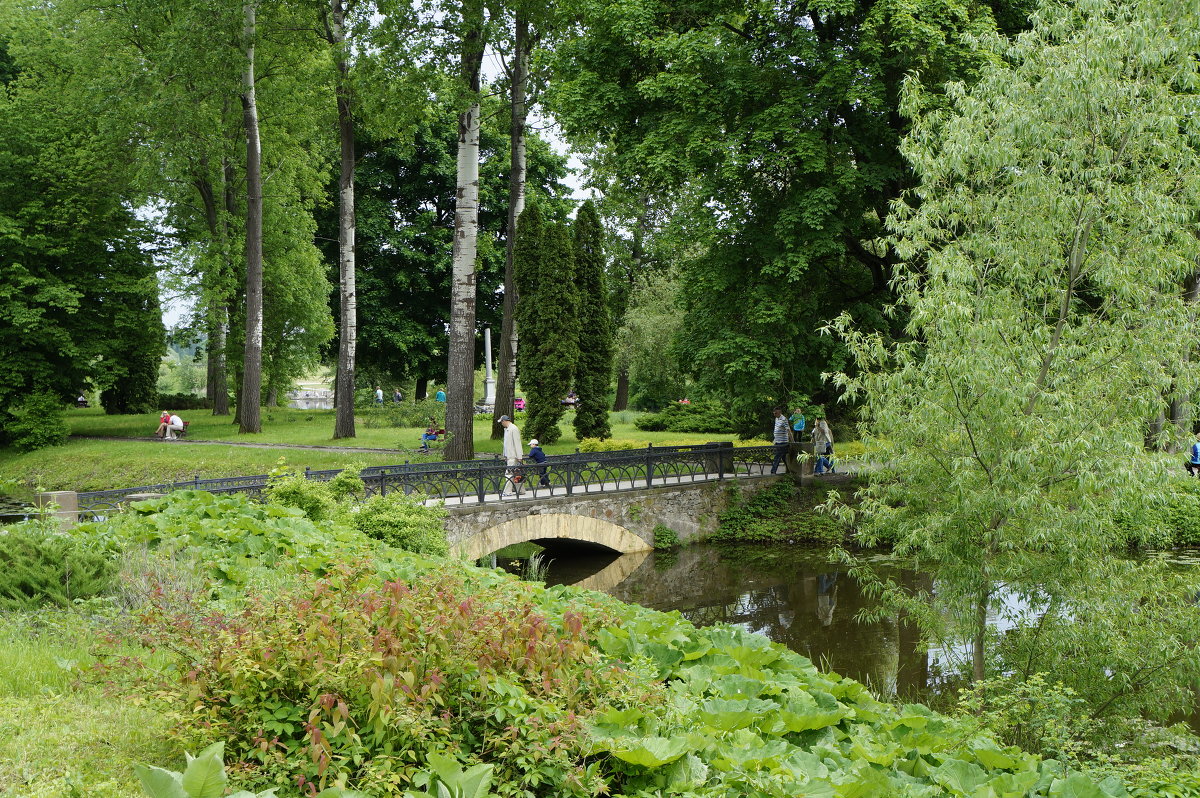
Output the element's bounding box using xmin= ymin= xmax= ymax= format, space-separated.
xmin=444 ymin=475 xmax=784 ymax=559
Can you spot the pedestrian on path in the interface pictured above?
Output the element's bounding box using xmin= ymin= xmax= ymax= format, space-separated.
xmin=789 ymin=407 xmax=807 ymax=442
xmin=1186 ymin=433 xmax=1200 ymax=477
xmin=500 ymin=415 xmax=524 ymax=496
xmin=771 ymin=407 xmax=790 ymax=474
xmin=528 ymin=438 xmax=550 ymax=487
xmin=812 ymin=415 xmax=835 ymax=475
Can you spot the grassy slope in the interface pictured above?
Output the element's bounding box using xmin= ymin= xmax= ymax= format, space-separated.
xmin=0 ymin=612 xmax=174 ymax=797
xmin=0 ymin=409 xmax=743 ymax=492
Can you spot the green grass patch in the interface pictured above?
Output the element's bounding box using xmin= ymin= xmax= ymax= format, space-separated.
xmin=0 ymin=609 xmax=176 ymax=797
xmin=711 ymin=481 xmax=852 ymax=545
xmin=2 ymin=409 xmax=745 ymax=492
xmin=0 ymin=439 xmax=409 ymax=492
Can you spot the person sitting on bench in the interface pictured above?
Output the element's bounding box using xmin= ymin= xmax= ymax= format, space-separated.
xmin=419 ymin=418 xmax=439 ymax=452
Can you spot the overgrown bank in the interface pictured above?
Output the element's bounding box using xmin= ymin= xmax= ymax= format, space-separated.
xmin=0 ymin=483 xmax=1149 ymax=797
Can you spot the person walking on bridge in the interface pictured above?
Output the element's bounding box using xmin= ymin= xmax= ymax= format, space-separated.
xmin=771 ymin=407 xmax=790 ymax=474
xmin=500 ymin=415 xmax=524 ymax=497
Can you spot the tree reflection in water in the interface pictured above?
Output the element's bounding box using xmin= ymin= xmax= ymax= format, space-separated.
xmin=542 ymin=543 xmax=934 ymax=700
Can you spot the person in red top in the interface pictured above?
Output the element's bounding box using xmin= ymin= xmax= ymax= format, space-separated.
xmin=154 ymin=411 xmax=170 ymax=439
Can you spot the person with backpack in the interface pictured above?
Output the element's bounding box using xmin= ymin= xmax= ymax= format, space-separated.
xmin=812 ymin=415 xmax=835 ymax=476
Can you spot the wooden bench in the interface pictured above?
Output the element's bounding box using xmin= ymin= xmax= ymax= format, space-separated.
xmin=177 ymin=421 xmax=190 ymax=439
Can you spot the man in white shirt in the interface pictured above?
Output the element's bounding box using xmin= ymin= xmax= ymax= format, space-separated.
xmin=164 ymin=412 xmax=185 ymax=440
xmin=500 ymin=415 xmax=523 ymax=496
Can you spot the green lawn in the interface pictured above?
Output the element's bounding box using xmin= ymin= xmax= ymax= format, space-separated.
xmin=0 ymin=407 xmax=745 ymax=492
xmin=0 ymin=611 xmax=175 ymax=797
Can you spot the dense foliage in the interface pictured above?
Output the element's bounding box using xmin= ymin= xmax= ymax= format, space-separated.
xmin=830 ymin=0 xmax=1200 ymax=684
xmin=514 ymin=203 xmax=580 ymax=443
xmin=2 ymin=390 xmax=69 ymax=452
xmin=0 ymin=29 xmax=163 ymax=421
xmin=571 ymin=200 xmax=613 ymax=441
xmin=550 ymin=0 xmax=1015 ymax=417
xmin=713 ymin=482 xmax=847 ymax=545
xmin=634 ymin=401 xmax=731 ymax=434
xmin=0 ymin=518 xmax=116 ymax=609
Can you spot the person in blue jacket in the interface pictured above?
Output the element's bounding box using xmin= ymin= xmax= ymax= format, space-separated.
xmin=1186 ymin=434 xmax=1200 ymax=477
xmin=528 ymin=439 xmax=551 ymax=487
xmin=789 ymin=407 xmax=807 ymax=442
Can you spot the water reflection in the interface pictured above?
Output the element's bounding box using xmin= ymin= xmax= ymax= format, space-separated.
xmin=541 ymin=544 xmax=933 ymax=699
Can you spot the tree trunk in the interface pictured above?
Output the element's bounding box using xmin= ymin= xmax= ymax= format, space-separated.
xmin=493 ymin=12 xmax=529 ymax=440
xmin=415 ymin=376 xmax=428 ymax=402
xmin=238 ymin=0 xmax=264 ymax=434
xmin=211 ymin=311 xmax=230 ymax=415
xmin=266 ymin=384 xmax=277 ymax=407
xmin=331 ymin=0 xmax=357 ymax=440
xmin=195 ymin=174 xmax=224 ymax=409
xmin=444 ymin=4 xmax=486 ymax=462
xmin=614 ymin=367 xmax=629 ymax=411
xmin=972 ymin=585 xmax=989 ymax=682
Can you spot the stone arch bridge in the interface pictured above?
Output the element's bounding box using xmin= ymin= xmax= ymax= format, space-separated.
xmin=444 ymin=476 xmax=785 ymax=561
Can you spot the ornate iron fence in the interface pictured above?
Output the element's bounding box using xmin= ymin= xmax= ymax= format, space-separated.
xmin=75 ymin=442 xmax=779 ymax=519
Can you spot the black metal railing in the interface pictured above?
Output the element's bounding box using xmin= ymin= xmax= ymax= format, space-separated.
xmin=75 ymin=442 xmax=779 ymax=519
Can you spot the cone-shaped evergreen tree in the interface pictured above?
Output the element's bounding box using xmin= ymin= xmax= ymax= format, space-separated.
xmin=572 ymin=201 xmax=613 ymax=440
xmin=515 ymin=202 xmax=579 ymax=443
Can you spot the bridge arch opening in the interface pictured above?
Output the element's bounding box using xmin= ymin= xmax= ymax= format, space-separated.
xmin=452 ymin=512 xmax=653 ymax=562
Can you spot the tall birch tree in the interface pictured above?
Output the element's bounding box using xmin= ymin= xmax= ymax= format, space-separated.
xmin=328 ymin=0 xmax=358 ymax=439
xmin=491 ymin=8 xmax=531 ymax=439
xmin=238 ymin=0 xmax=265 ymax=434
xmin=443 ymin=0 xmax=488 ymax=461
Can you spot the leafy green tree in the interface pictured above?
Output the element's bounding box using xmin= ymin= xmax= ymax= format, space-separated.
xmin=572 ymin=200 xmax=613 ymax=439
xmin=831 ymin=0 xmax=1200 ymax=684
xmin=0 ymin=21 xmax=163 ymax=423
xmin=514 ymin=203 xmax=579 ymax=443
xmin=550 ymin=0 xmax=1016 ymax=418
xmin=615 ymin=269 xmax=689 ymax=411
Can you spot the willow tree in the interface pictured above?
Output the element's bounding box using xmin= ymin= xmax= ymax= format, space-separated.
xmin=832 ymin=0 xmax=1200 ymax=684
xmin=572 ymin=200 xmax=613 ymax=440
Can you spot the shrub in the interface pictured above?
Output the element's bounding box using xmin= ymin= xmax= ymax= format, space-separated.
xmin=263 ymin=464 xmax=340 ymax=524
xmin=633 ymin=401 xmax=731 ymax=434
xmin=350 ymin=493 xmax=449 ymax=556
xmin=0 ymin=519 xmax=117 ymax=609
xmin=4 ymin=391 xmax=69 ymax=452
xmin=360 ymin=399 xmax=446 ymax=430
xmin=711 ymin=482 xmax=847 ymax=545
xmin=156 ymin=393 xmax=213 ymax=412
xmin=652 ymin=524 xmax=680 ymax=549
xmin=109 ymin=565 xmax=656 ymax=795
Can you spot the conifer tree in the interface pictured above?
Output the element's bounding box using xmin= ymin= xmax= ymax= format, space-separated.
xmin=572 ymin=200 xmax=613 ymax=439
xmin=515 ymin=203 xmax=580 ymax=443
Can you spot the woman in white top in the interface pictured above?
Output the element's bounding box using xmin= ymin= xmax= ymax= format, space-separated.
xmin=812 ymin=417 xmax=834 ymax=475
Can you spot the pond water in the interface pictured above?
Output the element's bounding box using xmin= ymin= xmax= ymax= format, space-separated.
xmin=502 ymin=543 xmax=939 ymax=699
xmin=0 ymin=495 xmax=33 ymax=524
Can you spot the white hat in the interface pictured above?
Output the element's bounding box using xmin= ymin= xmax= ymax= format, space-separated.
xmin=529 ymin=439 xmax=539 ymax=447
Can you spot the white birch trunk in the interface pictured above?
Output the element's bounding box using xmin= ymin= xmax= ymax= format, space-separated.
xmin=238 ymin=0 xmax=264 ymax=434
xmin=445 ymin=97 xmax=482 ymax=460
xmin=493 ymin=12 xmax=529 ymax=439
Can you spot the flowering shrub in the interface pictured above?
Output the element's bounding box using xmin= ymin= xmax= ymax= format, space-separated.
xmin=103 ymin=564 xmax=661 ymax=796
